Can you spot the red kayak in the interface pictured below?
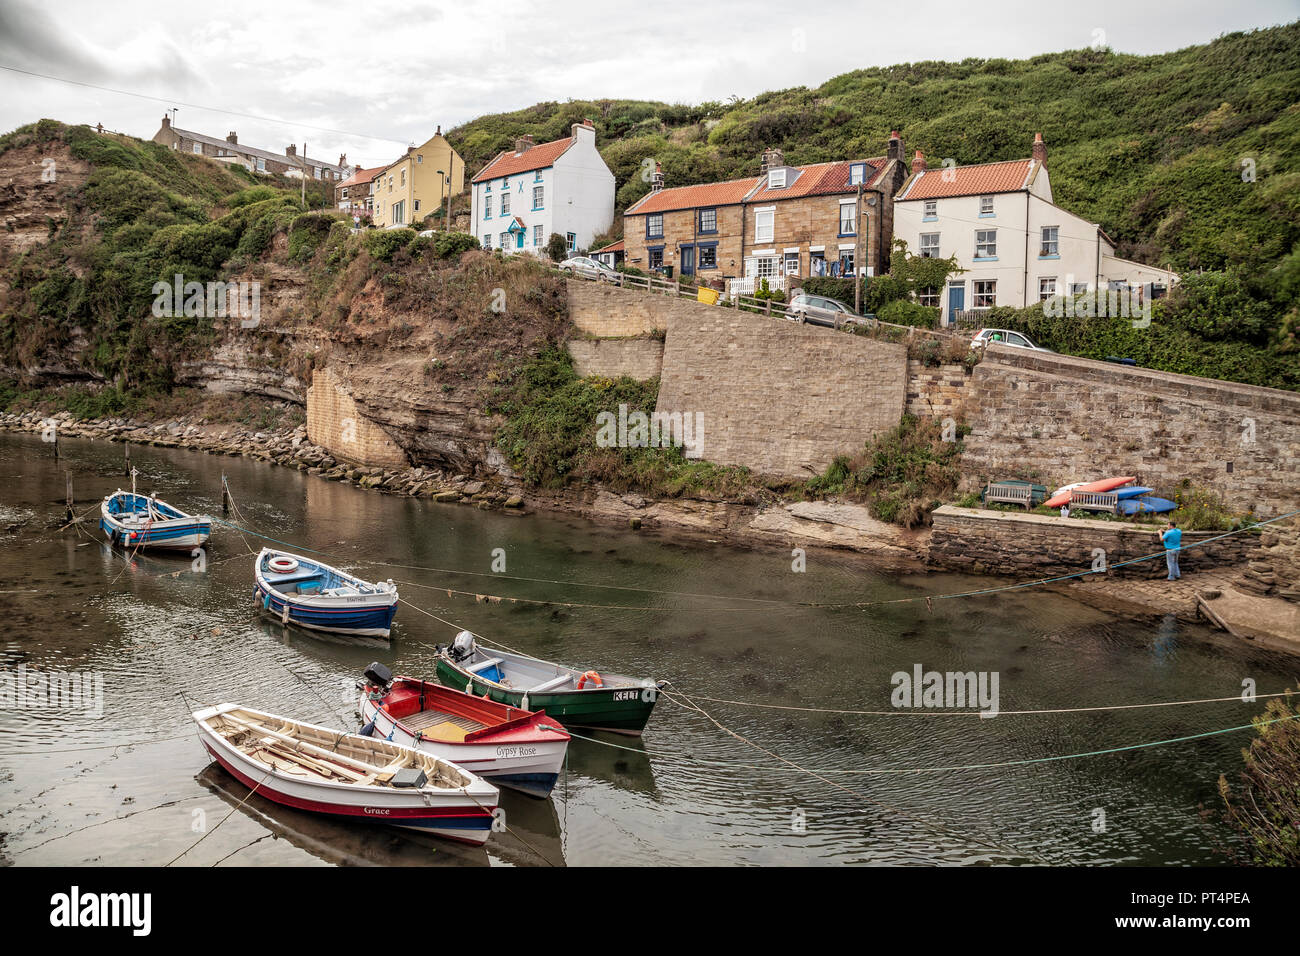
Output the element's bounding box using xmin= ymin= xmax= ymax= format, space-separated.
xmin=1045 ymin=476 xmax=1136 ymax=509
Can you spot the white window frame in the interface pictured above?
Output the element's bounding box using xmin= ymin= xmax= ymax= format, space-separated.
xmin=1039 ymin=277 xmax=1057 ymax=301
xmin=979 ymin=195 xmax=994 ymax=215
xmin=534 ymin=224 xmax=544 ymax=246
xmin=768 ymin=169 xmax=786 ymax=189
xmin=973 ymin=279 xmax=997 ymax=308
xmin=838 ymin=200 xmax=856 ymax=235
xmin=975 ymin=229 xmax=997 ymax=259
xmin=919 ymin=233 xmax=940 ymax=258
xmin=923 ymin=199 xmax=937 ymax=218
xmin=1040 ymin=226 xmax=1059 ymax=257
xmin=755 ymin=207 xmax=775 ymax=243
xmin=500 ymin=191 xmax=510 ymax=216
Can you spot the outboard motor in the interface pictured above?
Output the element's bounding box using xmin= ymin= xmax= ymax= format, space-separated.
xmin=450 ymin=630 xmax=476 ymax=662
xmin=362 ymin=661 xmax=393 ymax=692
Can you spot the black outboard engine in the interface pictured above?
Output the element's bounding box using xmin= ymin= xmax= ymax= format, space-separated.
xmin=362 ymin=661 xmax=393 ymax=692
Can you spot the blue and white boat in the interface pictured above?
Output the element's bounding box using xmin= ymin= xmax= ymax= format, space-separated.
xmin=100 ymin=489 xmax=212 ymax=551
xmin=254 ymin=548 xmax=399 ymax=638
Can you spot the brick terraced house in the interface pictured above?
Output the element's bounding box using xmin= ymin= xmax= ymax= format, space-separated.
xmin=623 ymin=133 xmax=910 ymax=296
xmin=152 ymin=115 xmax=350 ymax=181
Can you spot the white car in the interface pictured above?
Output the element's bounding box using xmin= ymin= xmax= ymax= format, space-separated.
xmin=970 ymin=328 xmax=1052 ymax=352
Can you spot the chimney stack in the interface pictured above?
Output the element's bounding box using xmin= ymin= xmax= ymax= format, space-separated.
xmin=651 ymin=162 xmax=664 ymax=192
xmin=571 ymin=120 xmax=596 ymax=141
xmin=286 ymin=144 xmax=297 ymax=157
xmin=338 ymin=153 xmax=347 ymax=168
xmin=887 ymin=130 xmax=904 ymax=163
xmin=161 ymin=114 xmax=171 ymax=130
xmin=760 ymin=146 xmax=785 ymax=173
xmin=514 ymin=134 xmax=535 ymax=154
xmin=911 ymin=149 xmax=927 ymax=174
xmin=226 ymin=131 xmax=237 ymax=144
xmin=1032 ymin=132 xmax=1048 ymax=166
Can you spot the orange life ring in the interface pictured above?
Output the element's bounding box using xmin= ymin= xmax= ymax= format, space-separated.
xmin=576 ymin=670 xmax=603 ymax=690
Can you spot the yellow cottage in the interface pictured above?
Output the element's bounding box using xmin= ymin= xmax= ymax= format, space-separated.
xmin=372 ymin=126 xmax=465 ymax=229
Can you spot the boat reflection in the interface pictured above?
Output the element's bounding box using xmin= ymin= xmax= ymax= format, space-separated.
xmin=195 ymin=763 xmax=491 ymax=866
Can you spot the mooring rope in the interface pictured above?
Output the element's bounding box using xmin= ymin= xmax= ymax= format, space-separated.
xmin=207 ymin=508 xmax=1300 ymax=614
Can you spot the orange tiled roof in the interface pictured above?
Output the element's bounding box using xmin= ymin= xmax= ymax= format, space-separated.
xmin=592 ymin=239 xmax=624 ymax=254
xmin=747 ymin=158 xmax=888 ymax=202
xmin=337 ymin=165 xmax=385 ymax=189
xmin=472 ymin=137 xmax=574 ymax=183
xmin=626 ymin=176 xmax=762 ymax=215
xmin=898 ymin=159 xmax=1035 ymax=201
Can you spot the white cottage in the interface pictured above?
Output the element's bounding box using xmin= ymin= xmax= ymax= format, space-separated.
xmin=893 ymin=133 xmax=1180 ymax=325
xmin=470 ymin=120 xmax=615 ymax=256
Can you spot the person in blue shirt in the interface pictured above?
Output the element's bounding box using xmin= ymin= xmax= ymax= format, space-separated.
xmin=1161 ymin=521 xmax=1183 ymax=580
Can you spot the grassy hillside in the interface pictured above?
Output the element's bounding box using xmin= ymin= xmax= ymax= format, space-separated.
xmin=0 ymin=120 xmax=335 ymax=408
xmin=448 ymin=24 xmax=1300 ymax=272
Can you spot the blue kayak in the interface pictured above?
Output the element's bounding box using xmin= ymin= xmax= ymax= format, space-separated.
xmin=1118 ymin=496 xmax=1177 ymax=515
xmin=1114 ymin=485 xmax=1154 ymax=500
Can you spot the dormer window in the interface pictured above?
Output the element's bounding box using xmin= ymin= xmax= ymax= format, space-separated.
xmin=849 ymin=163 xmax=866 ymax=185
xmin=768 ymin=168 xmax=786 ymax=189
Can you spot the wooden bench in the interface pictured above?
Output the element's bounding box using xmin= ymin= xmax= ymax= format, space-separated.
xmin=1069 ymin=491 xmax=1119 ymax=514
xmin=529 ymin=674 xmax=572 ymax=694
xmin=983 ymin=482 xmax=1035 ymax=510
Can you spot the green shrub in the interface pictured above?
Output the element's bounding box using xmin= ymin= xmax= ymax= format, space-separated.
xmin=364 ymin=228 xmax=417 ymax=262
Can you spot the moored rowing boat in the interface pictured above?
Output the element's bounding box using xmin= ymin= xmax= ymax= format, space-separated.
xmin=193 ymin=702 xmax=499 ymax=845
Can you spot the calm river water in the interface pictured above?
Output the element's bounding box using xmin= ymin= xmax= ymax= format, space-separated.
xmin=1 ymin=431 xmax=1295 ymax=866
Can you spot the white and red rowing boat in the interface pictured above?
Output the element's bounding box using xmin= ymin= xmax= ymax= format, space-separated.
xmin=358 ymin=663 xmax=570 ymax=799
xmin=193 ymin=703 xmax=499 ymax=845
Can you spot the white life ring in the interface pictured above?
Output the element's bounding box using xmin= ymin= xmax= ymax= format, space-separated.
xmin=267 ymin=555 xmax=300 ymax=574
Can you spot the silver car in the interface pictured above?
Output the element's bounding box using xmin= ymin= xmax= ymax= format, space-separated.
xmin=788 ymin=291 xmax=870 ymax=329
xmin=559 ymin=256 xmax=618 ymax=281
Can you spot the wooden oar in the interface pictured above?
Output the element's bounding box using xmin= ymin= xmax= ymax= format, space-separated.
xmin=220 ymin=714 xmax=387 ymax=777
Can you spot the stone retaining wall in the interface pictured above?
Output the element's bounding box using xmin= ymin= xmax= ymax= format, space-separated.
xmin=306 ymin=367 xmax=408 ymax=468
xmin=567 ymin=337 xmax=664 ymax=380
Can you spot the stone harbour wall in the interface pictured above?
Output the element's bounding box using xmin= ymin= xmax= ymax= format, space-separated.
xmin=961 ymin=346 xmax=1300 ymax=515
xmin=928 ymin=506 xmax=1254 ymax=578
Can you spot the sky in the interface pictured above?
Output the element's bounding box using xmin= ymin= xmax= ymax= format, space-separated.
xmin=0 ymin=0 xmax=1295 ymax=170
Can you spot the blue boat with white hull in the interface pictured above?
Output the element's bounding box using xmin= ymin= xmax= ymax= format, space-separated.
xmin=100 ymin=489 xmax=212 ymax=551
xmin=254 ymin=548 xmax=399 ymax=638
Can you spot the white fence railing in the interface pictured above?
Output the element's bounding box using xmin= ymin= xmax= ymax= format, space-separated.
xmin=553 ymin=264 xmax=959 ymax=345
xmin=727 ymin=275 xmax=787 ymax=297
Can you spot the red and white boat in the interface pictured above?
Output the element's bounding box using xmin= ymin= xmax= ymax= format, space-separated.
xmin=193 ymin=703 xmax=499 ymax=845
xmin=358 ymin=663 xmax=571 ymax=799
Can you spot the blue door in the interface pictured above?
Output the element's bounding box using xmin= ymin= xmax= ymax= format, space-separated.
xmin=680 ymin=245 xmax=695 ymax=277
xmin=516 ymin=231 xmax=524 ymax=250
xmin=947 ymin=284 xmax=964 ymax=326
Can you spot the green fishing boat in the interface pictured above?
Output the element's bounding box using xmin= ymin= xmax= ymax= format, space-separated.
xmin=435 ymin=633 xmax=663 ymax=736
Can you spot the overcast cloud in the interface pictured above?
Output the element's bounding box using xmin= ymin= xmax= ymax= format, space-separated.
xmin=0 ymin=0 xmax=1295 ymax=169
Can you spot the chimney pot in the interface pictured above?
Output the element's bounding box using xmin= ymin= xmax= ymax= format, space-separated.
xmin=912 ymin=149 xmax=927 ymax=174
xmin=887 ymin=131 xmax=904 ymax=163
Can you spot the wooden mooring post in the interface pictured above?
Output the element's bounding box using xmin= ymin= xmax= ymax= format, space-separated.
xmin=123 ymin=443 xmax=131 ymax=477
xmin=221 ymin=473 xmax=230 ymax=515
xmin=64 ymin=472 xmax=74 ymax=524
